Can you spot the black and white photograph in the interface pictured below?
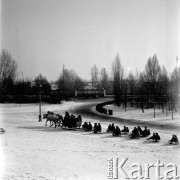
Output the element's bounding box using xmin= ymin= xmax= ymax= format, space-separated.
xmin=0 ymin=0 xmax=180 ymax=179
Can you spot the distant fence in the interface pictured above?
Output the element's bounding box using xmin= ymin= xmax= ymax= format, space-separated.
xmin=77 ymin=89 xmax=104 ymax=98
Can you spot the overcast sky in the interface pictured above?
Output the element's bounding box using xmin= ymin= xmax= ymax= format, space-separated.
xmin=1 ymin=0 xmax=180 ymax=81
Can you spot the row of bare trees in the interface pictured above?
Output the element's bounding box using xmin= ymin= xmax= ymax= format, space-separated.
xmin=0 ymin=49 xmax=86 ymax=102
xmin=0 ymin=49 xmax=179 ymax=107
xmin=89 ymin=53 xmax=179 ymax=116
xmin=111 ymin=53 xmax=179 ymax=117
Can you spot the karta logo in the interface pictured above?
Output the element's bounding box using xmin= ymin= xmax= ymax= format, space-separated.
xmin=107 ymin=158 xmax=179 ymax=179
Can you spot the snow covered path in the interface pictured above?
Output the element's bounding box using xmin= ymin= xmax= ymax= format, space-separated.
xmin=0 ymin=100 xmax=180 ymax=180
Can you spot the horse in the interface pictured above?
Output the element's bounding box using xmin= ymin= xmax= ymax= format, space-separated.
xmin=56 ymin=114 xmax=64 ymax=127
xmin=43 ymin=112 xmax=63 ymax=128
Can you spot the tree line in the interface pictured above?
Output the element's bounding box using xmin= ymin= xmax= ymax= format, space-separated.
xmin=0 ymin=49 xmax=179 ymax=110
xmin=112 ymin=54 xmax=180 ymax=117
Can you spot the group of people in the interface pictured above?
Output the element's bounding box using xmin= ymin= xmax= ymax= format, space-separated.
xmin=82 ymin=122 xmax=102 ymax=133
xmin=80 ymin=120 xmax=179 ymax=144
xmin=106 ymin=123 xmax=152 ymax=139
xmin=45 ymin=111 xmax=179 ymax=145
xmin=129 ymin=126 xmax=151 ymax=138
xmin=107 ymin=123 xmax=115 ymax=133
xmin=106 ymin=123 xmax=129 ymax=136
xmin=93 ymin=123 xmax=102 ymax=133
xmin=82 ymin=122 xmax=93 ymax=131
xmin=62 ymin=111 xmax=82 ymax=127
xmin=64 ymin=111 xmax=82 ymax=122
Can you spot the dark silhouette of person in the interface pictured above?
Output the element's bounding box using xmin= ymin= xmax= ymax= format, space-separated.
xmin=169 ymin=135 xmax=179 ymax=144
xmin=154 ymin=133 xmax=160 ymax=142
xmin=86 ymin=122 xmax=92 ymax=131
xmin=97 ymin=123 xmax=101 ymax=132
xmin=107 ymin=124 xmax=112 ymax=132
xmin=78 ymin=115 xmax=82 ymax=121
xmin=82 ymin=122 xmax=88 ymax=130
xmin=93 ymin=123 xmax=98 ymax=133
xmin=138 ymin=126 xmax=143 ymax=136
xmin=65 ymin=111 xmax=69 ymax=118
xmin=111 ymin=123 xmax=115 ymax=133
xmin=126 ymin=127 xmax=129 ymax=132
xmin=122 ymin=126 xmax=127 ymax=132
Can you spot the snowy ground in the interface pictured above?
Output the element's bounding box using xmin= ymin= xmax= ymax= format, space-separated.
xmin=0 ymin=99 xmax=180 ymax=180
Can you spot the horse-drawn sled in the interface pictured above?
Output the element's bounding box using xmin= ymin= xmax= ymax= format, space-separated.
xmin=43 ymin=111 xmax=82 ymax=130
xmin=60 ymin=113 xmax=82 ymax=130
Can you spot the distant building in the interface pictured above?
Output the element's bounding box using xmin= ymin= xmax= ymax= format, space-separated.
xmin=83 ymin=81 xmax=99 ymax=90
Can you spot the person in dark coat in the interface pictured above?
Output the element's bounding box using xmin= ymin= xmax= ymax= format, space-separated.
xmin=82 ymin=122 xmax=88 ymax=130
xmin=154 ymin=133 xmax=160 ymax=142
xmin=93 ymin=123 xmax=98 ymax=133
xmin=97 ymin=123 xmax=101 ymax=132
xmin=122 ymin=126 xmax=127 ymax=132
xmin=138 ymin=126 xmax=143 ymax=136
xmin=111 ymin=123 xmax=115 ymax=132
xmin=107 ymin=124 xmax=112 ymax=132
xmin=126 ymin=127 xmax=129 ymax=132
xmin=169 ymin=135 xmax=179 ymax=144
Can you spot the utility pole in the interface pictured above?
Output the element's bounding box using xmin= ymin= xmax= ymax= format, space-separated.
xmin=63 ymin=64 xmax=65 ymax=100
xmin=39 ymin=75 xmax=42 ymax=122
xmin=22 ymin=71 xmax=24 ymax=82
xmin=39 ymin=84 xmax=42 ymax=122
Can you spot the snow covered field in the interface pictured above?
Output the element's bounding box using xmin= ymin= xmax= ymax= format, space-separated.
xmin=0 ymin=99 xmax=180 ymax=180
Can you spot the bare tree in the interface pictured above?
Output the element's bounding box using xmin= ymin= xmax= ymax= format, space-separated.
xmin=34 ymin=74 xmax=51 ymax=95
xmin=137 ymin=72 xmax=146 ymax=113
xmin=144 ymin=54 xmax=161 ymax=117
xmin=91 ymin=64 xmax=99 ymax=89
xmin=169 ymin=66 xmax=180 ymax=115
xmin=100 ymin=68 xmax=109 ymax=91
xmin=74 ymin=76 xmax=85 ymax=90
xmin=157 ymin=65 xmax=169 ymax=113
xmin=112 ymin=54 xmax=124 ymax=106
xmin=0 ymin=49 xmax=17 ymax=97
xmin=127 ymin=71 xmax=136 ymax=107
xmin=57 ymin=67 xmax=84 ymax=100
